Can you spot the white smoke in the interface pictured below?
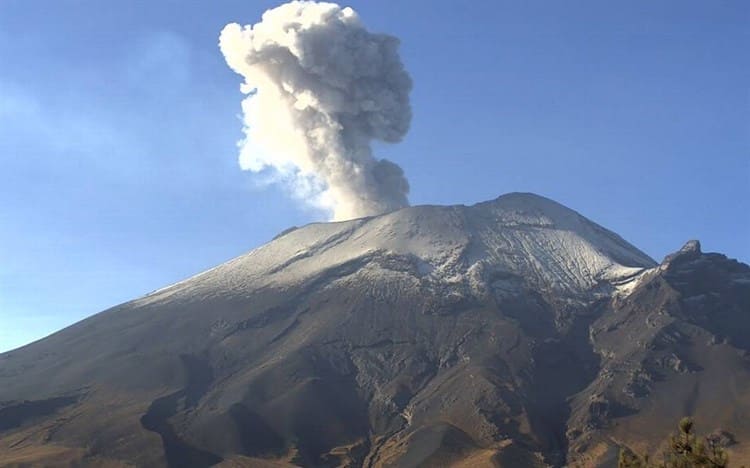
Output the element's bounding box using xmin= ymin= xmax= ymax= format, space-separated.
xmin=220 ymin=1 xmax=412 ymax=220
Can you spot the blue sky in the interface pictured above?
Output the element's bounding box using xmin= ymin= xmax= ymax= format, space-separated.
xmin=1 ymin=1 xmax=748 ymax=352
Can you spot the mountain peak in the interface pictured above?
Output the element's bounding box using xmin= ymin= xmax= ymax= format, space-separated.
xmin=661 ymin=239 xmax=702 ymax=265
xmin=138 ymin=194 xmax=655 ymax=309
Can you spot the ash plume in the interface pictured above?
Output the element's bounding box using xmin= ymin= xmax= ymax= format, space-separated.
xmin=220 ymin=1 xmax=412 ymax=220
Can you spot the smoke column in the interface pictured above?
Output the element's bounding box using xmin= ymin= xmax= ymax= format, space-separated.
xmin=220 ymin=1 xmax=412 ymax=220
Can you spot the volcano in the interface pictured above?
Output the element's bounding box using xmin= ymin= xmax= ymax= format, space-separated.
xmin=1 ymin=193 xmax=748 ymax=467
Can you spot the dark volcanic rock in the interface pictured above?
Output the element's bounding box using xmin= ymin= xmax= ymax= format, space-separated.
xmin=0 ymin=193 xmax=747 ymax=468
xmin=567 ymin=240 xmax=750 ymax=467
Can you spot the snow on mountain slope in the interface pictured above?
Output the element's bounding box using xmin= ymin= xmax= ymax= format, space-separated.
xmin=139 ymin=193 xmax=655 ymax=307
xmin=10 ymin=193 xmax=746 ymax=468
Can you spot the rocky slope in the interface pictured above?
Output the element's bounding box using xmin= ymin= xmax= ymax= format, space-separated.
xmin=567 ymin=240 xmax=750 ymax=466
xmin=0 ymin=193 xmax=747 ymax=467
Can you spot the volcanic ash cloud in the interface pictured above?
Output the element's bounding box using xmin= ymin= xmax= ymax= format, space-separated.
xmin=220 ymin=1 xmax=413 ymax=220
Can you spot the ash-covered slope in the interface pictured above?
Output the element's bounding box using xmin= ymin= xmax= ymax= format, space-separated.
xmin=0 ymin=193 xmax=746 ymax=468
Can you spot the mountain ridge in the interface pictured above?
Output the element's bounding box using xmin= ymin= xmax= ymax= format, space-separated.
xmin=136 ymin=192 xmax=655 ymax=307
xmin=1 ymin=193 xmax=747 ymax=468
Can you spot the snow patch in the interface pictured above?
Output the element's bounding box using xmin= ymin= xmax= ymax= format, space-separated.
xmin=135 ymin=193 xmax=657 ymax=306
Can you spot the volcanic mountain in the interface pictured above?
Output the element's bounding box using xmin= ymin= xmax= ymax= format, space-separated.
xmin=1 ymin=193 xmax=748 ymax=467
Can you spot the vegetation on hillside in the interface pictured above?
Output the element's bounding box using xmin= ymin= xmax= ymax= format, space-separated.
xmin=618 ymin=417 xmax=730 ymax=468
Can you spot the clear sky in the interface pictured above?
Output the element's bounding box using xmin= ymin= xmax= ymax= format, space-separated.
xmin=1 ymin=1 xmax=748 ymax=352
